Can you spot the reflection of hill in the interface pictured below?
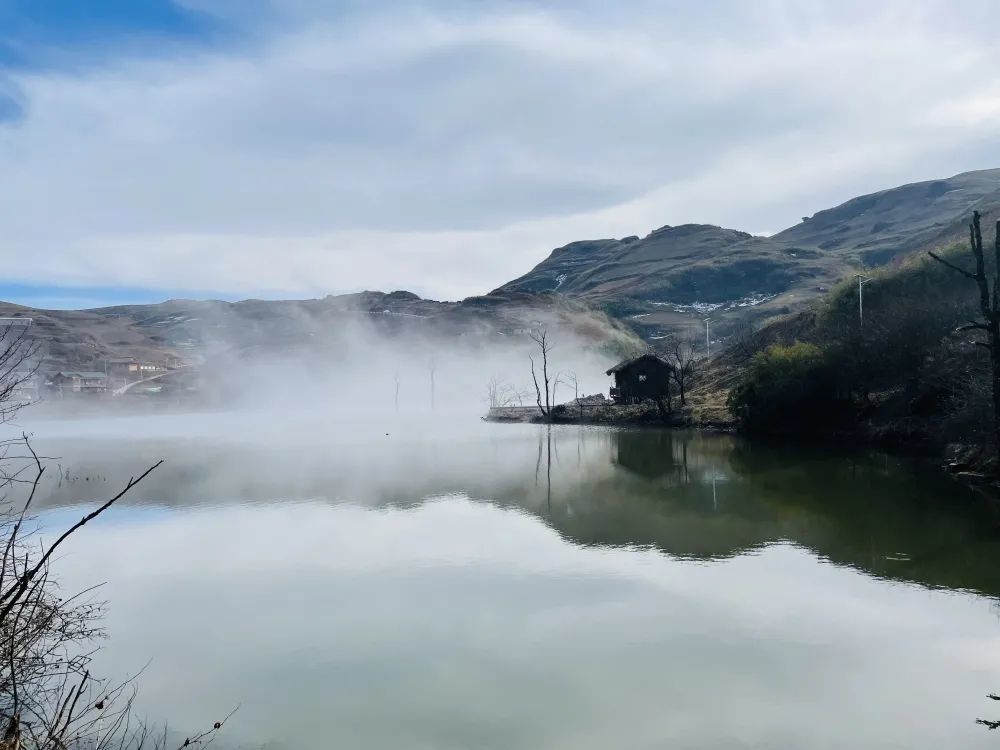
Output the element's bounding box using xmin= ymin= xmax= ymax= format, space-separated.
xmin=28 ymin=424 xmax=1000 ymax=600
xmin=533 ymin=432 xmax=1000 ymax=598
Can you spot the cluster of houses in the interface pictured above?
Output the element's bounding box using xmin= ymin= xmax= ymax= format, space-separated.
xmin=12 ymin=357 xmax=172 ymax=403
xmin=0 ymin=319 xmax=179 ymax=404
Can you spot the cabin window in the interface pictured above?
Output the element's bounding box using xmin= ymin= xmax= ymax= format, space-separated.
xmin=638 ymin=374 xmax=647 ymax=382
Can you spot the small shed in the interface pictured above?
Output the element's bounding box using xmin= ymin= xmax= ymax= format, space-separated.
xmin=606 ymin=354 xmax=673 ymax=404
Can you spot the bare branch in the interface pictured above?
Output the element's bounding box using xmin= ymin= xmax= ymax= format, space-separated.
xmin=928 ymin=251 xmax=978 ymax=281
xmin=958 ymin=321 xmax=990 ymax=332
xmin=0 ymin=461 xmax=163 ymax=622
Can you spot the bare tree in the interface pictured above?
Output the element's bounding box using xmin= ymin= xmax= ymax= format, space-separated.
xmin=486 ymin=377 xmax=501 ymax=410
xmin=660 ymin=335 xmax=701 ymax=407
xmin=394 ymin=371 xmax=400 ymax=414
xmin=561 ymin=371 xmax=582 ymax=418
xmin=0 ymin=323 xmax=40 ymax=422
xmin=510 ymin=385 xmax=528 ymax=407
xmin=728 ymin=317 xmax=766 ymax=366
xmin=528 ymin=329 xmax=553 ymax=421
xmin=929 ymin=211 xmax=1000 ymax=458
xmin=0 ymin=333 xmax=232 ymax=750
xmin=0 ymin=435 xmax=236 ymax=750
xmin=485 ymin=378 xmax=526 ymax=410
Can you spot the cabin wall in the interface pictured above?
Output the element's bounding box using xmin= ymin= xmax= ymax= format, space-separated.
xmin=612 ymin=361 xmax=672 ymax=403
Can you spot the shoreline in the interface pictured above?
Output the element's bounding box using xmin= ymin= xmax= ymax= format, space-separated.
xmin=485 ymin=405 xmax=1000 ymax=501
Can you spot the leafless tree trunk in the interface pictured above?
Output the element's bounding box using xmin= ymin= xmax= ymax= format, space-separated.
xmin=528 ymin=329 xmax=553 ymax=421
xmin=394 ymin=372 xmax=400 ymax=414
xmin=562 ymin=372 xmax=581 ymax=419
xmin=729 ymin=317 xmax=765 ymax=366
xmin=660 ymin=335 xmax=701 ymax=407
xmin=929 ymin=211 xmax=1000 ymax=459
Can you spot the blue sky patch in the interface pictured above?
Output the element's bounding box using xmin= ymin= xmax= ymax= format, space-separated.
xmin=0 ymin=0 xmax=224 ymax=70
xmin=0 ymin=282 xmax=254 ymax=310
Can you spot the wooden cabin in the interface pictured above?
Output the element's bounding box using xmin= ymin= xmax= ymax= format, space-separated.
xmin=606 ymin=354 xmax=673 ymax=404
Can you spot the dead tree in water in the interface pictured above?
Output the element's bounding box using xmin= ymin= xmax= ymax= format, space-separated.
xmin=528 ymin=329 xmax=553 ymax=421
xmin=929 ymin=211 xmax=1000 ymax=459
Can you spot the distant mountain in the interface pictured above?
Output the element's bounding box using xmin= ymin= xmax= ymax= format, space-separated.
xmin=495 ymin=168 xmax=1000 ymax=337
xmin=6 ymin=167 xmax=1000 ymax=373
xmin=774 ymin=167 xmax=1000 ymax=265
xmin=2 ymin=289 xmax=638 ymax=375
xmin=494 ymin=223 xmax=830 ymax=308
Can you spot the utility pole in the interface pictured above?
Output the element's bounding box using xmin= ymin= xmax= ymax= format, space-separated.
xmin=856 ymin=274 xmax=872 ymax=328
xmin=704 ymin=318 xmax=712 ymax=357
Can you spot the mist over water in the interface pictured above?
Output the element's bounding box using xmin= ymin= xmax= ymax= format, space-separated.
xmin=8 ymin=413 xmax=1000 ymax=750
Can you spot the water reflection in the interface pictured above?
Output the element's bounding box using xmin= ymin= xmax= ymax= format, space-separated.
xmin=30 ymin=422 xmax=1000 ymax=597
xmin=17 ymin=419 xmax=1000 ymax=749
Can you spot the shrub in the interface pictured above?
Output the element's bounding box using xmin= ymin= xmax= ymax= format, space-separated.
xmin=727 ymin=342 xmax=850 ymax=435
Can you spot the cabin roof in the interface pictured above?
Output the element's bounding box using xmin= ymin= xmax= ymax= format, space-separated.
xmin=54 ymin=371 xmax=107 ymax=379
xmin=605 ymin=353 xmax=671 ymax=376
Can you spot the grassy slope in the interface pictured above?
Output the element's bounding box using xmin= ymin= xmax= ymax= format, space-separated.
xmin=689 ymin=221 xmax=995 ymax=436
xmin=500 ymin=169 xmax=1000 ymax=344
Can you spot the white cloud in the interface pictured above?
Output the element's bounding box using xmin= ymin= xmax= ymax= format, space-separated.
xmin=2 ymin=0 xmax=1000 ymax=301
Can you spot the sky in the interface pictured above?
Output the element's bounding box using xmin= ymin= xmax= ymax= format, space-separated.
xmin=1 ymin=0 xmax=1000 ymax=308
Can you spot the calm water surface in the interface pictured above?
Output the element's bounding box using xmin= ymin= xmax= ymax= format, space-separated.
xmin=19 ymin=414 xmax=1000 ymax=749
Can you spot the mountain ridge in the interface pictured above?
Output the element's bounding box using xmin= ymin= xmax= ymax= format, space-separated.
xmin=6 ymin=167 xmax=1000 ymax=370
xmin=494 ymin=167 xmax=1000 ymax=338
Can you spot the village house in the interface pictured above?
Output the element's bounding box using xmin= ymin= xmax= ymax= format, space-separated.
xmin=106 ymin=357 xmax=140 ymax=379
xmin=606 ymin=354 xmax=673 ymax=404
xmin=105 ymin=358 xmax=168 ymax=388
xmin=50 ymin=371 xmax=108 ymax=395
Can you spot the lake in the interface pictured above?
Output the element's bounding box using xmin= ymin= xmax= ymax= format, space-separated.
xmin=18 ymin=413 xmax=1000 ymax=749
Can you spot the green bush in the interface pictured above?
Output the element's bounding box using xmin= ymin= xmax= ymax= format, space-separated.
xmin=727 ymin=342 xmax=850 ymax=435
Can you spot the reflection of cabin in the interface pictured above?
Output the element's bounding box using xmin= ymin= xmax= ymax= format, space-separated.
xmin=606 ymin=354 xmax=673 ymax=404
xmin=613 ymin=429 xmax=678 ymax=479
xmin=51 ymin=372 xmax=108 ymax=395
